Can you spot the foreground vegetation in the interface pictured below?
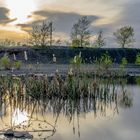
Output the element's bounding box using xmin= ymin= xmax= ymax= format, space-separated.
xmin=0 ymin=74 xmax=134 ymax=139
xmin=0 ymin=72 xmax=133 ymax=101
xmin=0 ymin=50 xmax=140 ymax=75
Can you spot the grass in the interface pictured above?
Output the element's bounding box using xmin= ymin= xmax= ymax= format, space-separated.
xmin=0 ymin=75 xmax=133 ymax=114
xmin=0 ymin=73 xmax=132 ymax=100
xmin=0 ymin=55 xmax=11 ymax=70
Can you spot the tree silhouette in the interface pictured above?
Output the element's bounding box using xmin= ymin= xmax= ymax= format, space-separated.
xmin=95 ymin=31 xmax=105 ymax=48
xmin=71 ymin=16 xmax=91 ymax=47
xmin=114 ymin=26 xmax=135 ymax=48
xmin=29 ymin=21 xmax=55 ymax=47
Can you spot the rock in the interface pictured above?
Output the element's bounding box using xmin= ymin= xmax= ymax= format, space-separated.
xmin=4 ymin=130 xmax=33 ymax=139
xmin=14 ymin=131 xmax=33 ymax=139
xmin=4 ymin=129 xmax=14 ymax=137
xmin=24 ymin=132 xmax=33 ymax=139
xmin=14 ymin=132 xmax=25 ymax=138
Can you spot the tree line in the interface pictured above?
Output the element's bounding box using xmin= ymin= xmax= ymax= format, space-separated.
xmin=29 ymin=16 xmax=135 ymax=48
xmin=0 ymin=16 xmax=135 ymax=48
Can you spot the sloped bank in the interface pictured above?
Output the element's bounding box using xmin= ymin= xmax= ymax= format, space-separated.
xmin=0 ymin=46 xmax=140 ymax=64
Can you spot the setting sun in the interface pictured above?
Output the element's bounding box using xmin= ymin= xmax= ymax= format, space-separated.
xmin=6 ymin=0 xmax=37 ymax=23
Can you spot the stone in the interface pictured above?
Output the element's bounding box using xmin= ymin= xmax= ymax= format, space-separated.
xmin=24 ymin=132 xmax=33 ymax=139
xmin=4 ymin=129 xmax=14 ymax=137
xmin=4 ymin=130 xmax=33 ymax=139
xmin=14 ymin=131 xmax=33 ymax=139
xmin=14 ymin=132 xmax=25 ymax=138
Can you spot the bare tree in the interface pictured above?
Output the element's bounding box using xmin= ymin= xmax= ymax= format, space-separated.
xmin=48 ymin=22 xmax=55 ymax=46
xmin=29 ymin=25 xmax=39 ymax=46
xmin=114 ymin=26 xmax=135 ymax=48
xmin=95 ymin=31 xmax=105 ymax=48
xmin=71 ymin=16 xmax=91 ymax=47
xmin=0 ymin=39 xmax=16 ymax=47
xmin=29 ymin=21 xmax=55 ymax=47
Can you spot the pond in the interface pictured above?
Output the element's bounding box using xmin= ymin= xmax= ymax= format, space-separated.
xmin=0 ymin=76 xmax=140 ymax=140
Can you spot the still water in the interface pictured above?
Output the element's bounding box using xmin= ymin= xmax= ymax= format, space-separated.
xmin=0 ymin=77 xmax=140 ymax=140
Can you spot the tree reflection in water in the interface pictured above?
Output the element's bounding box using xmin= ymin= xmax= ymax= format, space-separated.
xmin=0 ymin=75 xmax=133 ymax=139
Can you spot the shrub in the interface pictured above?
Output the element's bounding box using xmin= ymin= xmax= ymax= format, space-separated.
xmin=135 ymin=53 xmax=140 ymax=65
xmin=0 ymin=55 xmax=11 ymax=70
xmin=70 ymin=52 xmax=82 ymax=68
xmin=95 ymin=52 xmax=113 ymax=70
xmin=101 ymin=53 xmax=113 ymax=69
xmin=71 ymin=39 xmax=80 ymax=48
xmin=136 ymin=77 xmax=140 ymax=85
xmin=70 ymin=52 xmax=82 ymax=75
xmin=119 ymin=57 xmax=128 ymax=75
xmin=28 ymin=64 xmax=33 ymax=70
xmin=120 ymin=57 xmax=128 ymax=69
xmin=14 ymin=61 xmax=22 ymax=70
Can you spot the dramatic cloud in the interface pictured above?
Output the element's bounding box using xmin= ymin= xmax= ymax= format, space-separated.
xmin=0 ymin=7 xmax=16 ymax=25
xmin=0 ymin=0 xmax=139 ymax=47
xmin=33 ymin=10 xmax=100 ymax=34
xmin=16 ymin=23 xmax=32 ymax=32
xmin=16 ymin=10 xmax=101 ymax=40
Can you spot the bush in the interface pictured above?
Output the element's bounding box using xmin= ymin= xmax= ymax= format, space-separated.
xmin=95 ymin=52 xmax=113 ymax=70
xmin=71 ymin=39 xmax=80 ymax=48
xmin=0 ymin=55 xmax=11 ymax=70
xmin=135 ymin=53 xmax=140 ymax=65
xmin=70 ymin=52 xmax=82 ymax=75
xmin=70 ymin=52 xmax=82 ymax=68
xmin=14 ymin=61 xmax=22 ymax=70
xmin=0 ymin=55 xmax=22 ymax=70
xmin=119 ymin=57 xmax=128 ymax=75
xmin=120 ymin=57 xmax=128 ymax=68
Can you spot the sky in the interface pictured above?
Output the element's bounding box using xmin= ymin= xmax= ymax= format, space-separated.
xmin=0 ymin=0 xmax=139 ymax=47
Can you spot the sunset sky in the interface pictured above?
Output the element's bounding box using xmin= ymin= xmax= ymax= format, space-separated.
xmin=0 ymin=0 xmax=139 ymax=47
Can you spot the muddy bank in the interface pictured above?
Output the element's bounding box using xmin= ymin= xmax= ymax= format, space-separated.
xmin=0 ymin=64 xmax=140 ymax=77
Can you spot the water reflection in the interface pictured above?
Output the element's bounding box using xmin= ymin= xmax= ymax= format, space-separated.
xmin=12 ymin=108 xmax=28 ymax=126
xmin=0 ymin=76 xmax=134 ymax=139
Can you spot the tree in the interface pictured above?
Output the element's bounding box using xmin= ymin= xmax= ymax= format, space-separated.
xmin=71 ymin=16 xmax=91 ymax=47
xmin=95 ymin=31 xmax=105 ymax=48
xmin=29 ymin=21 xmax=54 ymax=47
xmin=0 ymin=39 xmax=16 ymax=47
xmin=114 ymin=26 xmax=135 ymax=48
xmin=48 ymin=22 xmax=55 ymax=46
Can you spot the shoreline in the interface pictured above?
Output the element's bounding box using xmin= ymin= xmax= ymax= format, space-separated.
xmin=1 ymin=47 xmax=140 ymax=64
xmin=0 ymin=64 xmax=140 ymax=77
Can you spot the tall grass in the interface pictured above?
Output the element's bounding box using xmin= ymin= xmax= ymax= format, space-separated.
xmin=0 ymin=75 xmax=133 ymax=139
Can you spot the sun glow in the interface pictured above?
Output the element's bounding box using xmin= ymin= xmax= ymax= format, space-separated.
xmin=6 ymin=0 xmax=37 ymax=23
